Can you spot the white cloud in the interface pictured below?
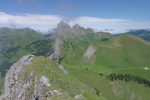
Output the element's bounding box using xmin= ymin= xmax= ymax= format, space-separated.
xmin=0 ymin=12 xmax=62 ymax=32
xmin=0 ymin=12 xmax=150 ymax=34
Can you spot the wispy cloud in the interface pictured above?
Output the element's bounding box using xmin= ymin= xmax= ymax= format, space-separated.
xmin=71 ymin=16 xmax=150 ymax=33
xmin=0 ymin=12 xmax=150 ymax=33
xmin=71 ymin=16 xmax=132 ymax=25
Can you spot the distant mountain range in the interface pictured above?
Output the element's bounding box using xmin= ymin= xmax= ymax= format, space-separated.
xmin=128 ymin=29 xmax=150 ymax=41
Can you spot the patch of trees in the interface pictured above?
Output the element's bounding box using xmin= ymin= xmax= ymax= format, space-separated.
xmin=26 ymin=39 xmax=54 ymax=56
xmin=3 ymin=46 xmax=20 ymax=59
xmin=99 ymin=73 xmax=150 ymax=87
xmin=0 ymin=73 xmax=4 ymax=94
xmin=0 ymin=60 xmax=13 ymax=77
xmin=107 ymin=73 xmax=150 ymax=87
xmin=0 ymin=46 xmax=21 ymax=77
xmin=1 ymin=47 xmax=20 ymax=77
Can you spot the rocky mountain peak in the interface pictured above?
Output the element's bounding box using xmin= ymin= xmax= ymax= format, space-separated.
xmin=57 ymin=21 xmax=71 ymax=29
xmin=72 ymin=24 xmax=85 ymax=35
xmin=53 ymin=21 xmax=72 ymax=38
xmin=72 ymin=24 xmax=82 ymax=29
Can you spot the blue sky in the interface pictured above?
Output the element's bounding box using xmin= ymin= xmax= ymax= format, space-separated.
xmin=0 ymin=0 xmax=150 ymax=33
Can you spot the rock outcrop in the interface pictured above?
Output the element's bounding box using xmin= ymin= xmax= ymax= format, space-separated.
xmin=74 ymin=94 xmax=84 ymax=100
xmin=3 ymin=54 xmax=34 ymax=99
xmin=58 ymin=64 xmax=68 ymax=75
xmin=52 ymin=38 xmax=62 ymax=63
xmin=51 ymin=21 xmax=95 ymax=63
xmin=84 ymin=45 xmax=97 ymax=60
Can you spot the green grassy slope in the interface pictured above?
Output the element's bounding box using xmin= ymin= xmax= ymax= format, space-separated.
xmin=22 ymin=57 xmax=107 ymax=100
xmin=59 ymin=33 xmax=150 ymax=100
xmin=93 ymin=34 xmax=150 ymax=79
xmin=61 ymin=34 xmax=150 ymax=79
xmin=0 ymin=27 xmax=43 ymax=52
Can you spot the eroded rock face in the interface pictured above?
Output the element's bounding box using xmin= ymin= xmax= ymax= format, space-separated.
xmin=84 ymin=45 xmax=97 ymax=60
xmin=40 ymin=76 xmax=51 ymax=87
xmin=4 ymin=54 xmax=34 ymax=99
xmin=32 ymin=76 xmax=52 ymax=100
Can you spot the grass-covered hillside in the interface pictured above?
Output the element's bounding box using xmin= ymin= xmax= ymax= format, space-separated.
xmin=61 ymin=33 xmax=150 ymax=79
xmin=0 ymin=27 xmax=43 ymax=52
xmin=57 ymin=33 xmax=150 ymax=100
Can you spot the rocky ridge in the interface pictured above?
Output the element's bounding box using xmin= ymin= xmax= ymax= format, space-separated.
xmin=2 ymin=51 xmax=70 ymax=100
xmin=2 ymin=55 xmax=34 ymax=99
xmin=2 ymin=55 xmax=63 ymax=100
